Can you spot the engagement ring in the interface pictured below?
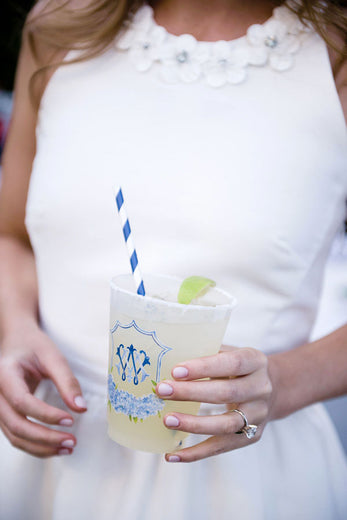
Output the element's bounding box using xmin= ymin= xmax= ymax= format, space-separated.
xmin=229 ymin=408 xmax=258 ymax=439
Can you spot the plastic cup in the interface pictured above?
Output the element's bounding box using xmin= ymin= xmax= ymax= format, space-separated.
xmin=107 ymin=273 xmax=236 ymax=453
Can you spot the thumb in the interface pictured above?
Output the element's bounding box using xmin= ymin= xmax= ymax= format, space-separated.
xmin=40 ymin=349 xmax=87 ymax=413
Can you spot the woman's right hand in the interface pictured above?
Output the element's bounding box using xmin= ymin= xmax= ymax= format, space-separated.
xmin=0 ymin=321 xmax=87 ymax=458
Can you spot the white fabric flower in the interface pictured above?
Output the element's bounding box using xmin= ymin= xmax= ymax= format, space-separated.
xmin=203 ymin=41 xmax=248 ymax=87
xmin=129 ymin=26 xmax=166 ymax=72
xmin=115 ymin=3 xmax=312 ymax=86
xmin=246 ymin=15 xmax=303 ymax=72
xmin=116 ymin=6 xmax=166 ymax=72
xmin=116 ymin=6 xmax=153 ymax=50
xmin=273 ymin=4 xmax=310 ymax=34
xmin=158 ymin=34 xmax=209 ymax=83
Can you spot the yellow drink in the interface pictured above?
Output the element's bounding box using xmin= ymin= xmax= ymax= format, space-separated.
xmin=107 ymin=274 xmax=235 ymax=453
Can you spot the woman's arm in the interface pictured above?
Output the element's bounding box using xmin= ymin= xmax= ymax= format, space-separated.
xmin=268 ymin=324 xmax=347 ymax=420
xmin=0 ymin=20 xmax=86 ymax=458
xmin=0 ymin=0 xmax=68 ymax=336
xmin=0 ymin=20 xmax=41 ymax=338
xmin=270 ymin=30 xmax=347 ymax=417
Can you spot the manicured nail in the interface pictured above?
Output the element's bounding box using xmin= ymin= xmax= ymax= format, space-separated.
xmin=172 ymin=367 xmax=188 ymax=379
xmin=167 ymin=455 xmax=181 ymax=463
xmin=157 ymin=383 xmax=173 ymax=396
xmin=59 ymin=418 xmax=73 ymax=426
xmin=74 ymin=396 xmax=87 ymax=408
xmin=61 ymin=439 xmax=75 ymax=448
xmin=165 ymin=415 xmax=180 ymax=428
xmin=58 ymin=448 xmax=71 ymax=456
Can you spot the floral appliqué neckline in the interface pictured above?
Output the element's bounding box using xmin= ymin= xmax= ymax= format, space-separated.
xmin=115 ymin=3 xmax=313 ymax=87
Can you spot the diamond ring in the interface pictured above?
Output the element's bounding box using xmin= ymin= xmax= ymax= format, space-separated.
xmin=229 ymin=409 xmax=258 ymax=439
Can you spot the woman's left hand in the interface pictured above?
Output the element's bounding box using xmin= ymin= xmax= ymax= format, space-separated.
xmin=156 ymin=347 xmax=274 ymax=463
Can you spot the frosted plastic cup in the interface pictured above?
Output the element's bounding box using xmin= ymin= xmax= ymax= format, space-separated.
xmin=107 ymin=273 xmax=236 ymax=453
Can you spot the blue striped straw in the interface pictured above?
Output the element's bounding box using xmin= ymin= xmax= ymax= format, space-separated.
xmin=115 ymin=187 xmax=146 ymax=296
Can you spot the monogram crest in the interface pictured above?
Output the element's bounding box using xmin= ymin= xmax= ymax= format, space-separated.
xmin=115 ymin=344 xmax=150 ymax=385
xmin=110 ymin=320 xmax=172 ymax=384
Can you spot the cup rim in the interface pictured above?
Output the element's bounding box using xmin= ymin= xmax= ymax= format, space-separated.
xmin=110 ymin=273 xmax=237 ymax=312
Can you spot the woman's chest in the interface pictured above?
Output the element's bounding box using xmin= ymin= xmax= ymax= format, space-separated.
xmin=27 ymin=43 xmax=347 ymax=277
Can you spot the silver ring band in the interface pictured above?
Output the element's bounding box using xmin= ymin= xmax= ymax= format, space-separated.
xmin=229 ymin=408 xmax=258 ymax=439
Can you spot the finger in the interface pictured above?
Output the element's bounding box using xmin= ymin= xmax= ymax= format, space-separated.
xmin=163 ymin=401 xmax=267 ymax=436
xmin=0 ymin=420 xmax=73 ymax=458
xmin=0 ymin=365 xmax=74 ymax=426
xmin=39 ymin=350 xmax=87 ymax=412
xmin=157 ymin=370 xmax=268 ymax=404
xmin=0 ymin=395 xmax=76 ymax=448
xmin=171 ymin=348 xmax=267 ymax=381
xmin=165 ymin=427 xmax=261 ymax=464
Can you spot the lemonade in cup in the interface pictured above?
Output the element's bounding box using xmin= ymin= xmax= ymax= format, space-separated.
xmin=107 ymin=273 xmax=236 ymax=453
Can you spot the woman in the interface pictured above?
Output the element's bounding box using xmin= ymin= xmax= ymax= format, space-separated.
xmin=0 ymin=0 xmax=346 ymax=518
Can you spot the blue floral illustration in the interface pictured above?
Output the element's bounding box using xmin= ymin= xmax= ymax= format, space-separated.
xmin=108 ymin=374 xmax=164 ymax=420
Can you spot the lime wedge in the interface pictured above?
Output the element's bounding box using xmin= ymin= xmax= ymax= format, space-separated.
xmin=178 ymin=276 xmax=216 ymax=305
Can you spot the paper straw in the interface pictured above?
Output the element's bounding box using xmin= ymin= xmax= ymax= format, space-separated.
xmin=115 ymin=187 xmax=146 ymax=296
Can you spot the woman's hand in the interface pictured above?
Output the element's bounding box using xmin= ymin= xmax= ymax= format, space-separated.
xmin=0 ymin=322 xmax=87 ymax=458
xmin=156 ymin=347 xmax=273 ymax=463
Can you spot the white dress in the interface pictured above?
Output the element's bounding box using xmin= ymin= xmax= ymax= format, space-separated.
xmin=1 ymin=4 xmax=347 ymax=519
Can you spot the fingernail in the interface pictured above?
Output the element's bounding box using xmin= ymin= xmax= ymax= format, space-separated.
xmin=61 ymin=439 xmax=75 ymax=448
xmin=58 ymin=448 xmax=71 ymax=456
xmin=157 ymin=383 xmax=173 ymax=396
xmin=74 ymin=396 xmax=87 ymax=408
xmin=165 ymin=415 xmax=180 ymax=427
xmin=167 ymin=455 xmax=181 ymax=463
xmin=172 ymin=366 xmax=188 ymax=379
xmin=59 ymin=418 xmax=73 ymax=426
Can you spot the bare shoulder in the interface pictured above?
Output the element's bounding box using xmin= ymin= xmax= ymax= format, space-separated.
xmin=0 ymin=0 xmax=92 ymax=243
xmin=334 ymin=60 xmax=347 ymax=124
xmin=327 ymin=23 xmax=347 ymax=124
xmin=0 ymin=1 xmax=70 ymax=243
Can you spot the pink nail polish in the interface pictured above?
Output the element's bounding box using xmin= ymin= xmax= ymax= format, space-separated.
xmin=61 ymin=439 xmax=75 ymax=448
xmin=59 ymin=418 xmax=73 ymax=426
xmin=74 ymin=396 xmax=87 ymax=408
xmin=172 ymin=367 xmax=188 ymax=379
xmin=58 ymin=448 xmax=71 ymax=456
xmin=157 ymin=383 xmax=173 ymax=396
xmin=167 ymin=455 xmax=181 ymax=463
xmin=165 ymin=416 xmax=180 ymax=427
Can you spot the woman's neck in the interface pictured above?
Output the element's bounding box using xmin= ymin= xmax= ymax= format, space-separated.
xmin=150 ymin=0 xmax=283 ymax=42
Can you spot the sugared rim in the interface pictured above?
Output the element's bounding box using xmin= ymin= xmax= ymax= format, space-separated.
xmin=110 ymin=273 xmax=237 ymax=312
